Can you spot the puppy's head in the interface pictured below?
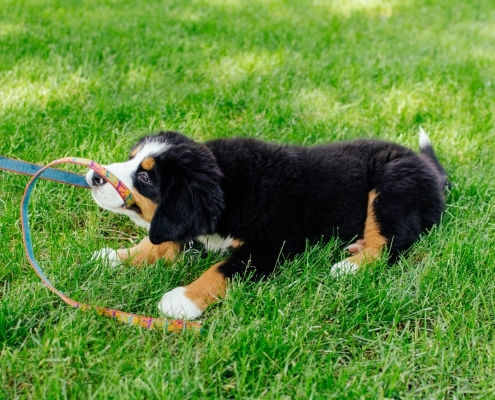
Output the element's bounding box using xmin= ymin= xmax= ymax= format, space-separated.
xmin=86 ymin=131 xmax=225 ymax=243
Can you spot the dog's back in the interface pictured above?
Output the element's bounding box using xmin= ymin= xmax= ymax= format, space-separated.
xmin=206 ymin=136 xmax=447 ymax=258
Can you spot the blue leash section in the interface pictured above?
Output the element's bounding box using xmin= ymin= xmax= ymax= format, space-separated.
xmin=21 ymin=164 xmax=66 ymax=294
xmin=0 ymin=156 xmax=89 ymax=188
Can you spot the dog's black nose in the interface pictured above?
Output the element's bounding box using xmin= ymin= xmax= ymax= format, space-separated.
xmin=91 ymin=172 xmax=106 ymax=187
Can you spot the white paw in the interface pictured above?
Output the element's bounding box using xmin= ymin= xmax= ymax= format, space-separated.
xmin=330 ymin=259 xmax=359 ymax=277
xmin=157 ymin=287 xmax=203 ymax=320
xmin=91 ymin=247 xmax=122 ymax=268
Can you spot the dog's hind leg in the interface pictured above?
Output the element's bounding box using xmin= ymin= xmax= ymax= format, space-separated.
xmin=330 ymin=190 xmax=388 ymax=276
xmin=346 ymin=238 xmax=365 ymax=255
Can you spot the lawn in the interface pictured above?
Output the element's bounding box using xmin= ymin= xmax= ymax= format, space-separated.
xmin=1 ymin=0 xmax=495 ymax=398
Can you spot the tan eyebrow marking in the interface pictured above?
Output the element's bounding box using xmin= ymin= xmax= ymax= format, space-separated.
xmin=141 ymin=156 xmax=155 ymax=171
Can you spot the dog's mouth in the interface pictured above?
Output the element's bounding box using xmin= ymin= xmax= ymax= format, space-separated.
xmin=95 ymin=194 xmax=141 ymax=215
xmin=127 ymin=203 xmax=141 ymax=214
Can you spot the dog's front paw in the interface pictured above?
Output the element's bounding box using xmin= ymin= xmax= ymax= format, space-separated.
xmin=157 ymin=287 xmax=203 ymax=320
xmin=330 ymin=259 xmax=359 ymax=277
xmin=91 ymin=247 xmax=122 ymax=268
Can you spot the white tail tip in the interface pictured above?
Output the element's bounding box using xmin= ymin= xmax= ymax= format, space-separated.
xmin=419 ymin=126 xmax=431 ymax=149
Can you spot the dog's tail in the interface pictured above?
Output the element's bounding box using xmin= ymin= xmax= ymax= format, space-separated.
xmin=418 ymin=127 xmax=451 ymax=190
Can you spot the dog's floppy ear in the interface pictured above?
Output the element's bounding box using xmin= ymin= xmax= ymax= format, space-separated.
xmin=148 ymin=142 xmax=225 ymax=244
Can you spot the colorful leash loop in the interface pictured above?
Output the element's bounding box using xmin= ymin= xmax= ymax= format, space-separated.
xmin=20 ymin=157 xmax=202 ymax=334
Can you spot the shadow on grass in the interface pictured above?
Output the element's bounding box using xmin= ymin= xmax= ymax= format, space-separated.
xmin=1 ymin=0 xmax=494 ymax=156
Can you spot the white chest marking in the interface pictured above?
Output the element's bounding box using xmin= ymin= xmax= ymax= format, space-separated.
xmin=197 ymin=234 xmax=234 ymax=252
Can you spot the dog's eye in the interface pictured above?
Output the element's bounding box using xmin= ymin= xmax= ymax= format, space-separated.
xmin=137 ymin=171 xmax=151 ymax=184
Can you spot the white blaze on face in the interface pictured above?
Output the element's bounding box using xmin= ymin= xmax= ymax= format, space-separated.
xmin=86 ymin=140 xmax=170 ymax=229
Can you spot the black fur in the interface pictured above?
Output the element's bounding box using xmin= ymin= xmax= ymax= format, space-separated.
xmin=142 ymin=131 xmax=447 ymax=279
xmin=141 ymin=133 xmax=225 ymax=244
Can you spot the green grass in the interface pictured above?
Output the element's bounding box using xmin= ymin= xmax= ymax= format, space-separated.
xmin=2 ymin=0 xmax=495 ymax=398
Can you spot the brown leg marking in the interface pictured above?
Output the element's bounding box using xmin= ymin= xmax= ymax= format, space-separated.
xmin=183 ymin=261 xmax=228 ymax=312
xmin=345 ymin=190 xmax=387 ymax=266
xmin=116 ymin=237 xmax=181 ymax=266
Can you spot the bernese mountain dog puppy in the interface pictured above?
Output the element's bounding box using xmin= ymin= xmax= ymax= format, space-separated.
xmin=86 ymin=129 xmax=448 ymax=320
